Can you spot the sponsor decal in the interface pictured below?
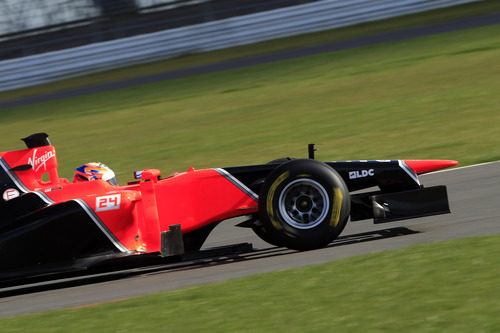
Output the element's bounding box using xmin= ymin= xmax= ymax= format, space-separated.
xmin=3 ymin=188 xmax=20 ymax=201
xmin=349 ymin=169 xmax=375 ymax=179
xmin=27 ymin=148 xmax=55 ymax=172
xmin=96 ymin=194 xmax=121 ymax=212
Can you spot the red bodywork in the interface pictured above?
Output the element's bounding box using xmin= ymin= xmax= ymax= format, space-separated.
xmin=0 ymin=145 xmax=258 ymax=253
xmin=0 ymin=144 xmax=458 ymax=256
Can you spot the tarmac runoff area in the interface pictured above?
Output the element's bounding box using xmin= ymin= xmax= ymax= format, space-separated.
xmin=0 ymin=11 xmax=500 ymax=110
xmin=0 ymin=161 xmax=499 ymax=318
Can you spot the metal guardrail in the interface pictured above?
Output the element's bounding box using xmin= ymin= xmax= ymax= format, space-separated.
xmin=0 ymin=0 xmax=315 ymax=59
xmin=0 ymin=0 xmax=480 ymax=92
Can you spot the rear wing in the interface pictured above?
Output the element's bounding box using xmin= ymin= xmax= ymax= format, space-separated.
xmin=0 ymin=133 xmax=67 ymax=194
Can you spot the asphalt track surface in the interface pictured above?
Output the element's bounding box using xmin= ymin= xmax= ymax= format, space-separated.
xmin=0 ymin=161 xmax=499 ymax=318
xmin=1 ymin=11 xmax=500 ymax=110
xmin=1 ymin=12 xmax=500 ymax=319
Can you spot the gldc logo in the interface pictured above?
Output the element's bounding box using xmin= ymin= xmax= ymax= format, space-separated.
xmin=349 ymin=169 xmax=375 ymax=179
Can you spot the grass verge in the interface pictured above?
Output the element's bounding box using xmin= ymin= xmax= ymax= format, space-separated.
xmin=1 ymin=234 xmax=499 ymax=331
xmin=1 ymin=0 xmax=499 ymax=102
xmin=1 ymin=23 xmax=499 ymax=182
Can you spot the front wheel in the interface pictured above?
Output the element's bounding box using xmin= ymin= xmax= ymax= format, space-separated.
xmin=257 ymin=159 xmax=350 ymax=250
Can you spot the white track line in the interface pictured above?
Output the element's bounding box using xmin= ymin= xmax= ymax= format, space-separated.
xmin=425 ymin=160 xmax=500 ymax=175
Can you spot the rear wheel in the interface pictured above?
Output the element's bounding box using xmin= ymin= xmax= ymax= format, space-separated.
xmin=257 ymin=159 xmax=350 ymax=250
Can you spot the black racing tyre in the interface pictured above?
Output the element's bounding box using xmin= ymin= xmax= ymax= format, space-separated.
xmin=257 ymin=159 xmax=350 ymax=250
xmin=251 ymin=222 xmax=285 ymax=247
xmin=249 ymin=158 xmax=296 ymax=193
xmin=250 ymin=157 xmax=296 ymax=247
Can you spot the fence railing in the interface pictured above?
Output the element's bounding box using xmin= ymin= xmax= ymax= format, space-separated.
xmin=0 ymin=0 xmax=480 ymax=92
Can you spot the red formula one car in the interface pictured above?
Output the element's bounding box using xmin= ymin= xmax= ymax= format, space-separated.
xmin=0 ymin=133 xmax=457 ymax=282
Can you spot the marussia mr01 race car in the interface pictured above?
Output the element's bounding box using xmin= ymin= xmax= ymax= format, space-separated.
xmin=0 ymin=133 xmax=457 ymax=283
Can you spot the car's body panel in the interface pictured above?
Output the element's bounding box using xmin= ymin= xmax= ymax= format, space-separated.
xmin=0 ymin=133 xmax=457 ymax=283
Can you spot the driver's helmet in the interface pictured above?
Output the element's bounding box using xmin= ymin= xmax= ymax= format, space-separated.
xmin=73 ymin=162 xmax=117 ymax=185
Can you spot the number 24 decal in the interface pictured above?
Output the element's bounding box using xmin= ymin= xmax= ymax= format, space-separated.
xmin=96 ymin=194 xmax=121 ymax=212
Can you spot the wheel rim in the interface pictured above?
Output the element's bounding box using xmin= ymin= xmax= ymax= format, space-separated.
xmin=278 ymin=178 xmax=330 ymax=229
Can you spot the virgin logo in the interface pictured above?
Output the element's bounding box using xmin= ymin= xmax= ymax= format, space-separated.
xmin=28 ymin=148 xmax=55 ymax=172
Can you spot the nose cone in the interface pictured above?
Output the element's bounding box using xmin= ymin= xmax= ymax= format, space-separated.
xmin=404 ymin=160 xmax=459 ymax=174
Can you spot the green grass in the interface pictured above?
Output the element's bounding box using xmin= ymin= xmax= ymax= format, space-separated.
xmin=1 ymin=234 xmax=499 ymax=331
xmin=1 ymin=23 xmax=499 ymax=183
xmin=0 ymin=5 xmax=499 ymax=329
xmin=1 ymin=0 xmax=499 ymax=102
